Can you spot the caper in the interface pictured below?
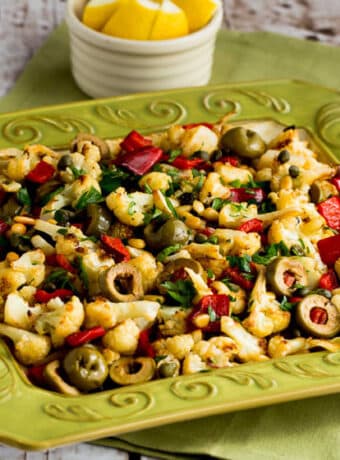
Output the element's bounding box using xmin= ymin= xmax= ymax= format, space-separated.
xmin=158 ymin=362 xmax=178 ymax=378
xmin=295 ymin=287 xmax=311 ymax=297
xmin=180 ymin=192 xmax=196 ymax=205
xmin=54 ymin=209 xmax=75 ymax=226
xmin=210 ymin=149 xmax=223 ymax=162
xmin=290 ymin=244 xmax=305 ymax=256
xmin=289 ymin=165 xmax=300 ymax=178
xmin=278 ymin=149 xmax=290 ymax=163
xmin=57 ymin=154 xmax=74 ymax=170
xmin=63 ymin=346 xmax=108 ymax=392
xmin=193 ymin=150 xmax=210 ymax=161
xmin=314 ymin=289 xmax=332 ymax=299
xmin=220 ymin=127 xmax=266 ymax=159
xmin=195 ymin=233 xmax=208 ymax=243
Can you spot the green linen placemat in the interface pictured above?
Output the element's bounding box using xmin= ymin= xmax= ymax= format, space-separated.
xmin=1 ymin=22 xmax=340 ymax=460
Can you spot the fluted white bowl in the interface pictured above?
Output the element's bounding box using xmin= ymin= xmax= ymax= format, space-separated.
xmin=66 ymin=0 xmax=223 ymax=98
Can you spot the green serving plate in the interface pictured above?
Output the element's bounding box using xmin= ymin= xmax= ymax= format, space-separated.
xmin=0 ymin=79 xmax=340 ymax=450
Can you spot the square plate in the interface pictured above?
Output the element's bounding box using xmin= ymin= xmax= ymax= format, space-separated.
xmin=0 ymin=79 xmax=340 ymax=450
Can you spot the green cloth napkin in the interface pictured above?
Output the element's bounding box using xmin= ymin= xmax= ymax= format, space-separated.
xmin=2 ymin=22 xmax=340 ymax=460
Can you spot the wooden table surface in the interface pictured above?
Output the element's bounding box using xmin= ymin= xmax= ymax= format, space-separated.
xmin=0 ymin=1 xmax=340 ymax=459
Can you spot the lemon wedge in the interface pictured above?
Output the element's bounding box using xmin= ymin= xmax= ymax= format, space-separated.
xmin=150 ymin=0 xmax=188 ymax=40
xmin=102 ymin=0 xmax=159 ymax=40
xmin=82 ymin=0 xmax=121 ymax=31
xmin=172 ymin=0 xmax=220 ymax=32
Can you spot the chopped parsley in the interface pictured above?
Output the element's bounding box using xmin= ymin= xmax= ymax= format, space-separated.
xmin=128 ymin=201 xmax=136 ymax=216
xmin=75 ymin=187 xmax=103 ymax=210
xmin=76 ymin=256 xmax=89 ymax=290
xmin=227 ymin=254 xmax=252 ymax=273
xmin=280 ymin=296 xmax=295 ymax=312
xmin=252 ymin=242 xmax=290 ymax=265
xmin=211 ymin=198 xmax=229 ymax=211
xmin=161 ymin=279 xmax=196 ymax=308
xmin=100 ymin=166 xmax=129 ymax=195
xmin=17 ymin=187 xmax=32 ymax=208
xmin=69 ymin=165 xmax=86 ymax=180
xmin=168 ymin=149 xmax=182 ymax=162
xmin=156 ymin=244 xmax=182 ymax=262
xmin=44 ymin=268 xmax=76 ymax=292
xmin=39 ymin=186 xmax=64 ymax=206
xmin=164 ymin=195 xmax=178 ymax=218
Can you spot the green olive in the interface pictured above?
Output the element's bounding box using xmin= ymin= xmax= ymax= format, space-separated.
xmin=99 ymin=262 xmax=144 ymax=302
xmin=144 ymin=218 xmax=190 ymax=251
xmin=86 ymin=204 xmax=112 ymax=237
xmin=62 ymin=346 xmax=108 ymax=392
xmin=157 ymin=258 xmax=203 ymax=294
xmin=278 ymin=149 xmax=290 ymax=163
xmin=289 ymin=165 xmax=300 ymax=178
xmin=57 ymin=154 xmax=74 ymax=171
xmin=9 ymin=233 xmax=32 ymax=252
xmin=309 ymin=180 xmax=338 ymax=204
xmin=266 ymin=257 xmax=307 ymax=296
xmin=110 ymin=221 xmax=134 ymax=240
xmin=195 ymin=233 xmax=208 ymax=243
xmin=54 ymin=209 xmax=76 ymax=226
xmin=210 ymin=149 xmax=224 ymax=162
xmin=220 ymin=127 xmax=266 ymax=159
xmin=109 ymin=357 xmax=155 ymax=385
xmin=0 ymin=196 xmax=21 ymax=218
xmin=295 ymin=294 xmax=340 ymax=338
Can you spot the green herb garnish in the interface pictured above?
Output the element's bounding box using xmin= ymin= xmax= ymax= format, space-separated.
xmin=75 ymin=187 xmax=103 ymax=210
xmin=160 ymin=280 xmax=196 ymax=308
xmin=100 ymin=166 xmax=129 ymax=195
xmin=157 ymin=244 xmax=182 ymax=262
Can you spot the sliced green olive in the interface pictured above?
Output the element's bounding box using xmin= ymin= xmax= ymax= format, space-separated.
xmin=109 ymin=357 xmax=156 ymax=385
xmin=62 ymin=346 xmax=108 ymax=392
xmin=110 ymin=221 xmax=134 ymax=240
xmin=296 ymin=294 xmax=340 ymax=338
xmin=220 ymin=127 xmax=266 ymax=159
xmin=309 ymin=180 xmax=338 ymax=204
xmin=266 ymin=257 xmax=307 ymax=296
xmin=99 ymin=262 xmax=144 ymax=302
xmin=144 ymin=218 xmax=190 ymax=251
xmin=157 ymin=258 xmax=203 ymax=294
xmin=71 ymin=133 xmax=109 ymax=157
xmin=86 ymin=204 xmax=112 ymax=237
xmin=43 ymin=360 xmax=80 ymax=395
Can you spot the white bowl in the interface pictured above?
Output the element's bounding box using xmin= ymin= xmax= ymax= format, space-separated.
xmin=66 ymin=0 xmax=223 ymax=97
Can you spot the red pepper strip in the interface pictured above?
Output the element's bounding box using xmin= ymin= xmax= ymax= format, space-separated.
xmin=0 ymin=219 xmax=9 ymax=234
xmin=171 ymin=156 xmax=206 ymax=170
xmin=288 ymin=296 xmax=303 ymax=304
xmin=317 ymin=234 xmax=340 ymax=266
xmin=137 ymin=329 xmax=156 ymax=358
xmin=35 ymin=288 xmax=74 ymax=303
xmin=27 ymin=364 xmax=45 ymax=384
xmin=331 ymin=176 xmax=340 ymax=192
xmin=120 ymin=130 xmax=152 ymax=153
xmin=101 ymin=235 xmax=130 ymax=262
xmin=198 ymin=227 xmax=215 ymax=237
xmin=317 ymin=196 xmax=340 ymax=231
xmin=230 ymin=187 xmax=266 ymax=204
xmin=319 ymin=269 xmax=339 ymax=291
xmin=56 ymin=254 xmax=77 ymax=273
xmin=219 ymin=155 xmax=239 ymax=167
xmin=116 ymin=146 xmax=163 ymax=176
xmin=224 ymin=267 xmax=254 ymax=291
xmin=238 ymin=218 xmax=264 ymax=233
xmin=189 ymin=294 xmax=230 ymax=333
xmin=310 ymin=307 xmax=328 ymax=325
xmin=66 ymin=326 xmax=106 ymax=347
xmin=283 ymin=272 xmax=296 ymax=288
xmin=26 ymin=161 xmax=55 ymax=184
xmin=182 ymin=122 xmax=214 ymax=130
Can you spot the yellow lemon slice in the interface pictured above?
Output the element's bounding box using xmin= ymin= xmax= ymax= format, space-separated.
xmin=102 ymin=0 xmax=160 ymax=40
xmin=83 ymin=0 xmax=121 ymax=31
xmin=172 ymin=0 xmax=220 ymax=32
xmin=150 ymin=0 xmax=188 ymax=40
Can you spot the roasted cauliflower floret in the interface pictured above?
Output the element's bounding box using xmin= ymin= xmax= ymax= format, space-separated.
xmin=102 ymin=319 xmax=140 ymax=355
xmin=180 ymin=125 xmax=218 ymax=157
xmin=219 ymin=202 xmax=258 ymax=228
xmin=4 ymin=292 xmax=41 ymax=330
xmin=221 ymin=316 xmax=267 ymax=362
xmin=192 ymin=336 xmax=238 ymax=368
xmin=164 ymin=333 xmax=195 ymax=360
xmin=10 ymin=249 xmax=45 ymax=287
xmin=268 ymin=335 xmax=309 ymax=358
xmin=85 ymin=299 xmax=160 ymax=330
xmin=106 ymin=187 xmax=153 ymax=226
xmin=34 ymin=296 xmax=84 ymax=347
xmin=243 ymin=268 xmax=290 ymax=338
xmin=214 ymin=162 xmax=253 ymax=185
xmin=81 ymin=250 xmax=115 ymax=296
xmin=55 ymin=226 xmax=96 ymax=261
xmin=0 ymin=323 xmax=51 ymax=366
xmin=138 ymin=172 xmax=171 ymax=192
xmin=158 ymin=307 xmax=188 ymax=337
xmin=182 ymin=353 xmax=207 ymax=374
xmin=230 ymin=232 xmax=262 ymax=257
xmin=211 ymin=281 xmax=247 ymax=315
xmin=199 ymin=172 xmax=230 ymax=204
xmin=128 ymin=250 xmax=161 ymax=293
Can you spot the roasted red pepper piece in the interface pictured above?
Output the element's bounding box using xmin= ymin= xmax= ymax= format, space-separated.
xmin=238 ymin=218 xmax=264 ymax=233
xmin=224 ymin=267 xmax=254 ymax=291
xmin=230 ymin=188 xmax=265 ymax=204
xmin=317 ymin=234 xmax=340 ymax=266
xmin=26 ymin=161 xmax=55 ymax=184
xmin=137 ymin=329 xmax=155 ymax=358
xmin=35 ymin=288 xmax=74 ymax=303
xmin=198 ymin=227 xmax=216 ymax=237
xmin=160 ymin=153 xmax=206 ymax=170
xmin=318 ymin=269 xmax=339 ymax=291
xmin=56 ymin=254 xmax=77 ymax=273
xmin=101 ymin=235 xmax=130 ymax=262
xmin=116 ymin=146 xmax=163 ymax=175
xmin=189 ymin=294 xmax=230 ymax=333
xmin=317 ymin=196 xmax=340 ymax=231
xmin=0 ymin=219 xmax=9 ymax=234
xmin=120 ymin=130 xmax=152 ymax=153
xmin=27 ymin=364 xmax=46 ymax=384
xmin=219 ymin=155 xmax=239 ymax=167
xmin=182 ymin=122 xmax=214 ymax=130
xmin=66 ymin=326 xmax=106 ymax=347
xmin=331 ymin=176 xmax=340 ymax=192
xmin=288 ymin=296 xmax=303 ymax=304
